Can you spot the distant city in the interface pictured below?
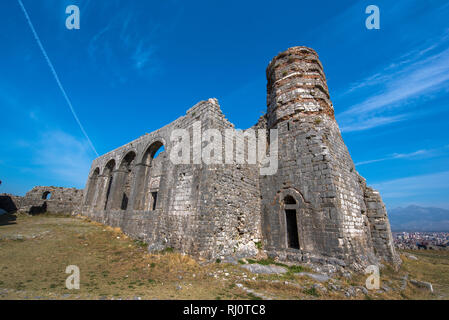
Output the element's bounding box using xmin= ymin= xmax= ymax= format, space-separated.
xmin=393 ymin=232 xmax=449 ymax=250
xmin=389 ymin=205 xmax=449 ymax=233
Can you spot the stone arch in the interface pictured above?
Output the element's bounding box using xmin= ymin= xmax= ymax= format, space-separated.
xmin=98 ymin=159 xmax=116 ymax=211
xmin=117 ymin=148 xmax=138 ymax=168
xmin=42 ymin=191 xmax=51 ymax=200
xmin=111 ymin=151 xmax=137 ymax=210
xmin=101 ymin=158 xmax=117 ymax=175
xmin=133 ymin=140 xmax=165 ymax=210
xmin=85 ymin=167 xmax=100 ymax=206
xmin=136 ymin=137 xmax=167 ymax=164
xmin=119 ymin=151 xmax=137 ymax=170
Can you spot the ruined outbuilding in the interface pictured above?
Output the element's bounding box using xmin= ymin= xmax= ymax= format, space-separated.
xmin=81 ymin=47 xmax=401 ymax=270
xmin=0 ymin=186 xmax=83 ymax=215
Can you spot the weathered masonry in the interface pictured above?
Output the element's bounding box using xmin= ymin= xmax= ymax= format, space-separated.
xmin=81 ymin=46 xmax=400 ymax=270
xmin=0 ymin=186 xmax=83 ymax=215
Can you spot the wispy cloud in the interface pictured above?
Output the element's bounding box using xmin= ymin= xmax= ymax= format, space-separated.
xmin=87 ymin=5 xmax=161 ymax=83
xmin=30 ymin=131 xmax=93 ymax=187
xmin=356 ymin=149 xmax=429 ymax=166
xmin=132 ymin=40 xmax=155 ymax=70
xmin=338 ymin=31 xmax=449 ymax=132
xmin=341 ymin=114 xmax=406 ymax=132
xmin=355 ymin=145 xmax=449 ymax=166
xmin=372 ymin=171 xmax=449 ymax=209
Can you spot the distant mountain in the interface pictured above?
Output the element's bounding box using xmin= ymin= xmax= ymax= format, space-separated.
xmin=388 ymin=205 xmax=449 ymax=232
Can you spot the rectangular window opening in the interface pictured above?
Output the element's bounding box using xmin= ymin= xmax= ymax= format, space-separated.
xmin=151 ymin=192 xmax=158 ymax=211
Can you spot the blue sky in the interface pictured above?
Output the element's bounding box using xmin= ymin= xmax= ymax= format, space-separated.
xmin=1 ymin=0 xmax=449 ymax=209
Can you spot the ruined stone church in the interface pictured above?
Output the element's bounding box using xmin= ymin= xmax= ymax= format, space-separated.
xmin=81 ymin=46 xmax=400 ymax=270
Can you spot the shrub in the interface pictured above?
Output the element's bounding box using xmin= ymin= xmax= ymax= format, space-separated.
xmin=134 ymin=240 xmax=147 ymax=248
xmin=288 ymin=265 xmax=304 ymax=273
xmin=303 ymin=287 xmax=320 ymax=297
xmin=161 ymin=247 xmax=174 ymax=254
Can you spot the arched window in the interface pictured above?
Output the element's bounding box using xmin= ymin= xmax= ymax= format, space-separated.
xmin=42 ymin=191 xmax=51 ymax=200
xmin=284 ymin=195 xmax=299 ymax=249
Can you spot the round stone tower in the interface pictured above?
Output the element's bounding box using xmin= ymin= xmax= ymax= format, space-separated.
xmin=260 ymin=46 xmax=383 ymax=269
xmin=266 ymin=46 xmax=334 ymax=129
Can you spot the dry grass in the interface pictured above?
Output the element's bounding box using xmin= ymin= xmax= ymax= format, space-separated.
xmin=0 ymin=213 xmax=448 ymax=300
xmin=0 ymin=213 xmax=236 ymax=299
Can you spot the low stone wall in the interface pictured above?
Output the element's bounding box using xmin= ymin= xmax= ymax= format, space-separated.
xmin=0 ymin=186 xmax=83 ymax=215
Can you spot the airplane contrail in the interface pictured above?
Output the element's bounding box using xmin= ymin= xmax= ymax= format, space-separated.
xmin=17 ymin=0 xmax=99 ymax=157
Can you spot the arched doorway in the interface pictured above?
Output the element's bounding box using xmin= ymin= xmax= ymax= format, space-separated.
xmin=283 ymin=195 xmax=300 ymax=249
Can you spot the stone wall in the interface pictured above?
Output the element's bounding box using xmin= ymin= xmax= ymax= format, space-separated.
xmin=0 ymin=187 xmax=83 ymax=215
xmin=364 ymin=186 xmax=401 ymax=266
xmin=81 ymin=99 xmax=262 ymax=260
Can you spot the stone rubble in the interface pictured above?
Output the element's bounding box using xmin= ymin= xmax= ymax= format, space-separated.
xmin=241 ymin=264 xmax=288 ymax=274
xmin=410 ymin=279 xmax=434 ymax=293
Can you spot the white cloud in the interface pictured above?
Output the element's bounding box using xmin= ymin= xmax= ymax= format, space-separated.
xmin=355 ymin=148 xmax=440 ymax=166
xmin=340 ymin=115 xmax=406 ymax=133
xmin=87 ymin=7 xmax=160 ymax=79
xmin=132 ymin=40 xmax=155 ymax=70
xmin=372 ymin=171 xmax=449 ymax=205
xmin=338 ymin=33 xmax=449 ymax=132
xmin=30 ymin=131 xmax=93 ymax=187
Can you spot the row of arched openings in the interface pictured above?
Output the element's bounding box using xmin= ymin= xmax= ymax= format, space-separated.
xmin=85 ymin=142 xmax=165 ymax=212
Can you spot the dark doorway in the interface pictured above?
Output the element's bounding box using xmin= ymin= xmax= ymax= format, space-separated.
xmin=30 ymin=202 xmax=47 ymax=216
xmin=121 ymin=193 xmax=128 ymax=210
xmin=151 ymin=192 xmax=158 ymax=210
xmin=285 ymin=209 xmax=299 ymax=249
